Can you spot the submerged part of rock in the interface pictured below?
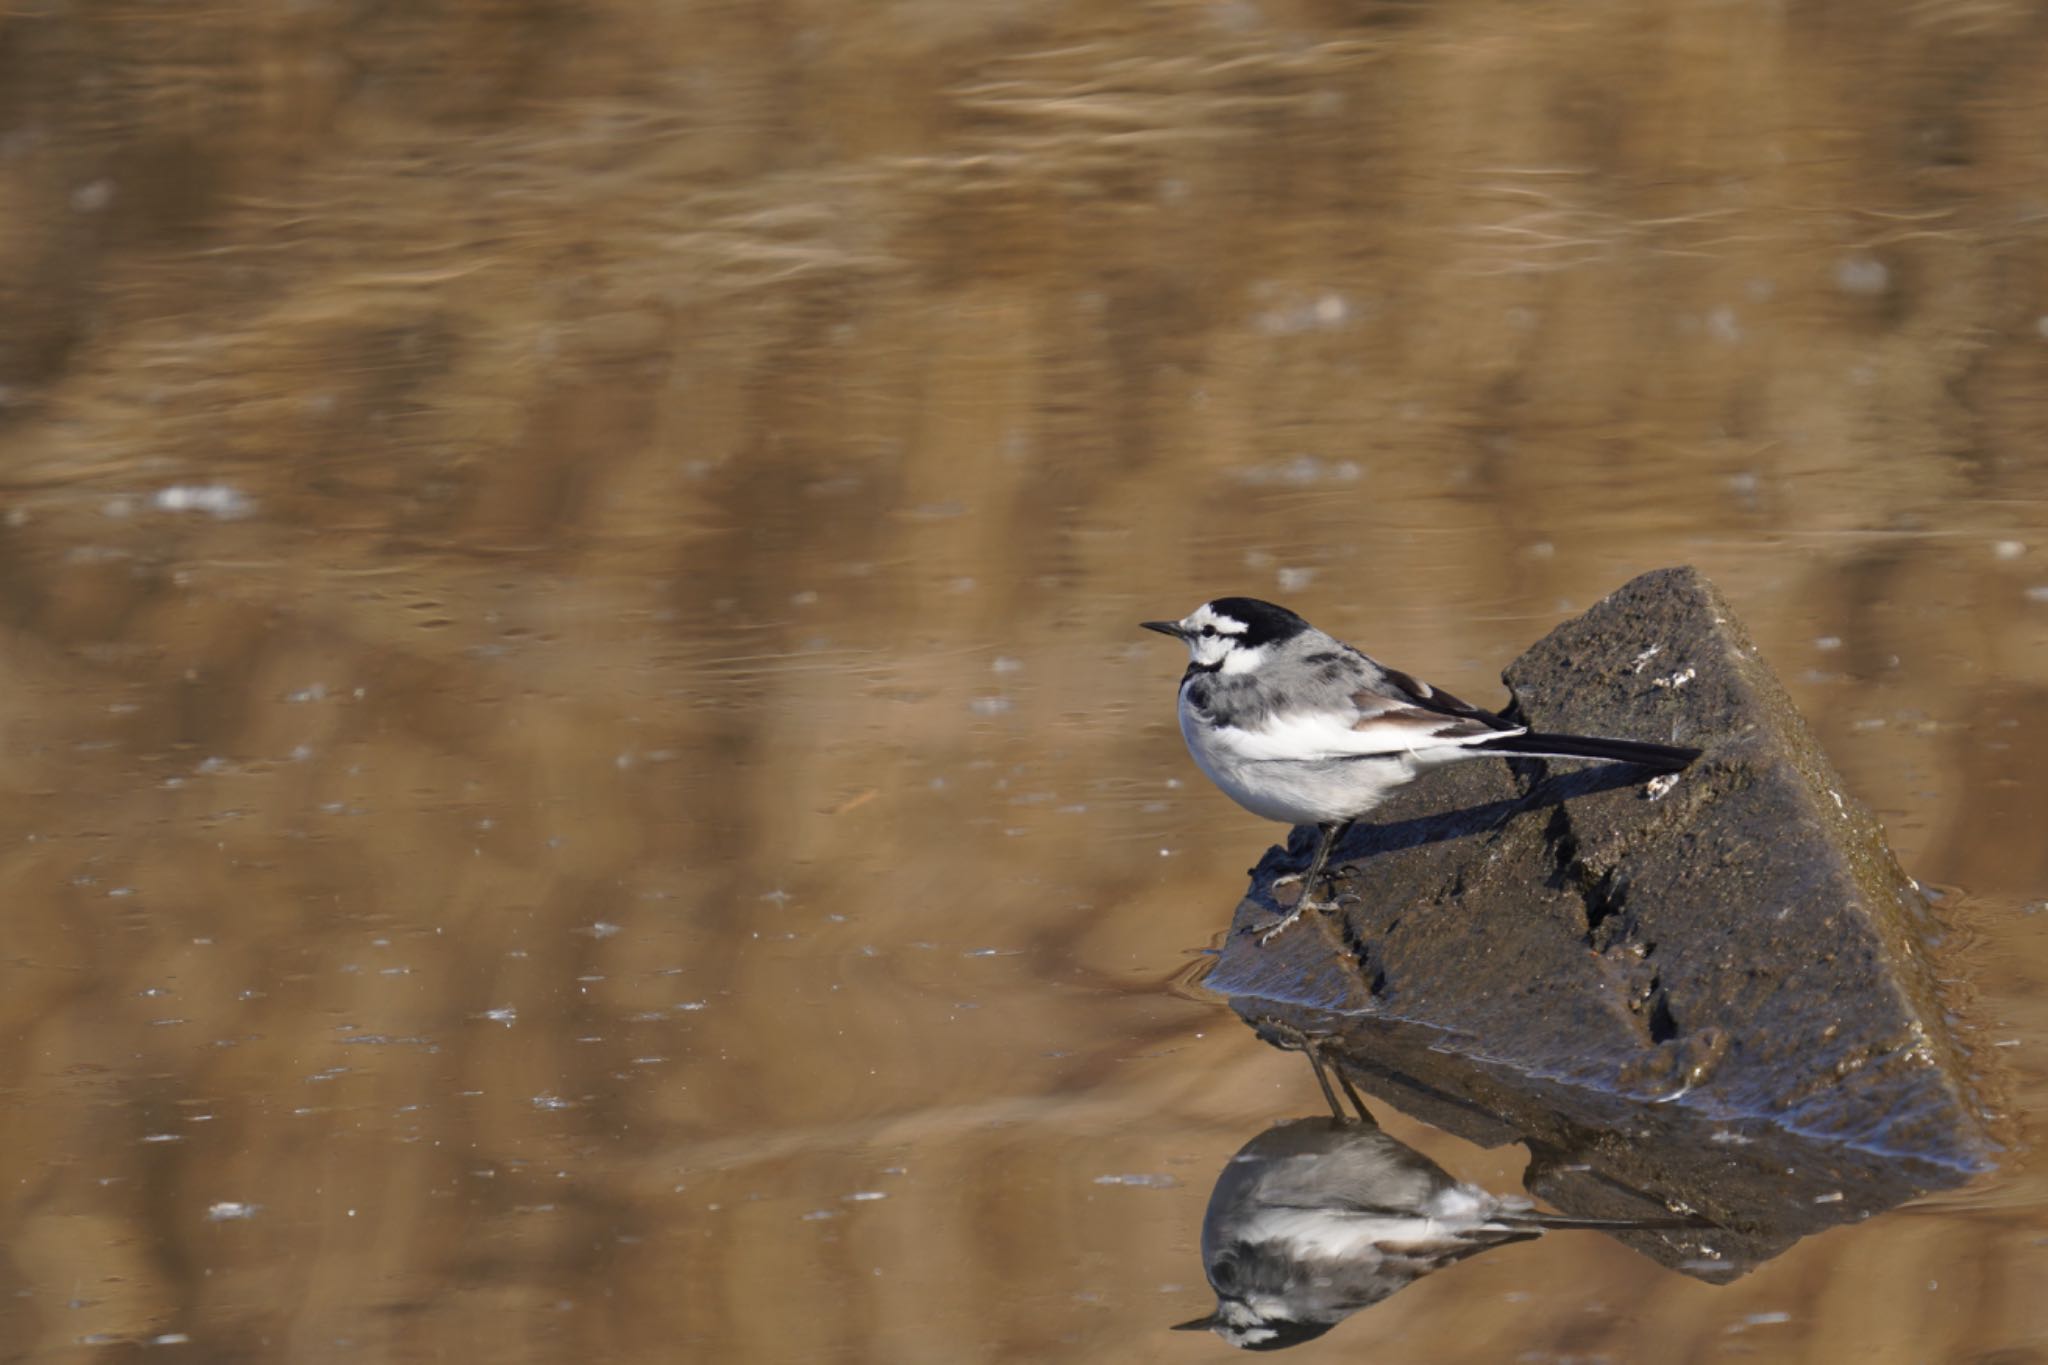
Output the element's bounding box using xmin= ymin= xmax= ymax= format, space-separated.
xmin=1202 ymin=566 xmax=1996 ymax=1278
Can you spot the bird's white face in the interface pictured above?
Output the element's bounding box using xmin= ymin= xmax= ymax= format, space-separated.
xmin=1173 ymin=602 xmax=1253 ymax=670
xmin=1211 ymin=1297 xmax=1282 ymax=1348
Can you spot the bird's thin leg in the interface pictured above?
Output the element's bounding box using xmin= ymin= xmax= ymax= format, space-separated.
xmin=1268 ymin=821 xmax=1352 ymax=895
xmin=1298 ymin=1034 xmax=1370 ymax=1125
xmin=1304 ymin=1042 xmax=1345 ymax=1120
xmin=1333 ymin=1064 xmax=1370 ymax=1124
xmin=1298 ymin=819 xmax=1352 ymax=902
xmin=1260 ymin=821 xmax=1355 ymax=942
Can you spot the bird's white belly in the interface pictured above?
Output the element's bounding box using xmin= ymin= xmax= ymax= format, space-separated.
xmin=1181 ymin=711 xmax=1422 ymax=826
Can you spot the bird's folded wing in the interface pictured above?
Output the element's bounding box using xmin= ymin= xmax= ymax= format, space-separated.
xmin=1209 ymin=663 xmax=1520 ymax=762
xmin=1372 ymin=1230 xmax=1540 ymax=1266
xmin=1369 ymin=666 xmax=1514 ymax=729
xmin=1342 ymin=666 xmax=1520 ymax=755
xmin=1257 ymin=1210 xmax=1537 ymax=1267
xmin=1215 ymin=702 xmax=1517 ymax=762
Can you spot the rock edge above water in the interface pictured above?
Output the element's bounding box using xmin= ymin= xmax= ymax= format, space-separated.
xmin=1202 ymin=566 xmax=1996 ymax=1277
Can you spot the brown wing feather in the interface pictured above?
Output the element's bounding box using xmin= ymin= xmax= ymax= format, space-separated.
xmin=1352 ymin=666 xmax=1516 ymax=740
xmin=1373 ymin=1231 xmax=1540 ymax=1267
xmin=1375 ymin=667 xmax=1514 ymax=727
xmin=1347 ymin=706 xmax=1498 ymax=742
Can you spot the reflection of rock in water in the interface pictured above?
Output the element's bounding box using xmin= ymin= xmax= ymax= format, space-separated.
xmin=1202 ymin=568 xmax=1997 ymax=1275
xmin=1177 ymin=1040 xmax=1702 ymax=1351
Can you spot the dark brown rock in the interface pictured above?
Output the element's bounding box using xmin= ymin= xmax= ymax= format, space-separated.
xmin=1203 ymin=566 xmax=1996 ymax=1277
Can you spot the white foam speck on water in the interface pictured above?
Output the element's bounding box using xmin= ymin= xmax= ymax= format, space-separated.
xmin=153 ymin=484 xmax=254 ymax=518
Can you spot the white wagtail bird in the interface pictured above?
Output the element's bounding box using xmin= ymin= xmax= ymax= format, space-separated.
xmin=1174 ymin=1035 xmax=1701 ymax=1350
xmin=1142 ymin=597 xmax=1700 ymax=940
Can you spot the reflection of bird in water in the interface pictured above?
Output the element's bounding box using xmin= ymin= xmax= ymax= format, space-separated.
xmin=1176 ymin=1034 xmax=1701 ymax=1351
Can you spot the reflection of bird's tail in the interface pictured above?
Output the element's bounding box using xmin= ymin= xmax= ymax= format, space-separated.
xmin=1510 ymin=1210 xmax=1709 ymax=1232
xmin=1476 ymin=732 xmax=1701 ymax=771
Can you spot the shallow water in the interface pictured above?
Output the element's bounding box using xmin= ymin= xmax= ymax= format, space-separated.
xmin=2 ymin=3 xmax=2047 ymax=1361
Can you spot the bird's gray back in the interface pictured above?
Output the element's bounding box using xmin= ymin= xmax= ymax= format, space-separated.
xmin=1238 ymin=1122 xmax=1456 ymax=1214
xmin=1187 ymin=631 xmax=1383 ymax=730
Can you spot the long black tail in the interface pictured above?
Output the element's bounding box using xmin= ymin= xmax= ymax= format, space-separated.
xmin=1474 ymin=731 xmax=1700 ymax=771
xmin=1510 ymin=1209 xmax=1711 ymax=1232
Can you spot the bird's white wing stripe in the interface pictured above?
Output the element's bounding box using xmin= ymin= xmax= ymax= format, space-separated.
xmin=1251 ymin=1207 xmax=1482 ymax=1258
xmin=1212 ymin=711 xmax=1523 ymax=763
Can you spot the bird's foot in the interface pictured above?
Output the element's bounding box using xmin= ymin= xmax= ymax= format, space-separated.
xmin=1284 ymin=885 xmax=1359 ymax=911
xmin=1257 ymin=906 xmax=1307 ymax=944
xmin=1255 ymin=1016 xmax=1316 ymax=1048
xmin=1257 ymin=894 xmax=1354 ymax=944
xmin=1268 ymin=863 xmax=1356 ymax=891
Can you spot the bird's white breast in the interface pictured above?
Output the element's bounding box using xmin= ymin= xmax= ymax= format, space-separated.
xmin=1177 ymin=689 xmax=1424 ymax=825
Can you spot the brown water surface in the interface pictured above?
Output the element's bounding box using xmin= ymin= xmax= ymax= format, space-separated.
xmin=1 ymin=3 xmax=2045 ymax=1361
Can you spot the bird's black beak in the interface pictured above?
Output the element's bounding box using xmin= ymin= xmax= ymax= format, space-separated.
xmin=1141 ymin=620 xmax=1187 ymax=640
xmin=1172 ymin=1314 xmax=1219 ymax=1332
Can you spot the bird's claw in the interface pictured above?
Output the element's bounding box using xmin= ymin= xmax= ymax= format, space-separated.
xmin=1257 ymin=893 xmax=1355 ymax=944
xmin=1257 ymin=909 xmax=1306 ymax=944
xmin=1256 ymin=1016 xmax=1316 ymax=1048
xmin=1269 ymin=863 xmax=1357 ymax=891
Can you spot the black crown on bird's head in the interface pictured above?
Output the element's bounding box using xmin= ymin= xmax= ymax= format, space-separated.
xmin=1171 ymin=1308 xmax=1335 ymax=1351
xmin=1202 ymin=597 xmax=1312 ymax=649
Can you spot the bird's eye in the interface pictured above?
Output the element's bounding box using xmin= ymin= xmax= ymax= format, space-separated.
xmin=1209 ymin=1257 xmax=1238 ymax=1290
